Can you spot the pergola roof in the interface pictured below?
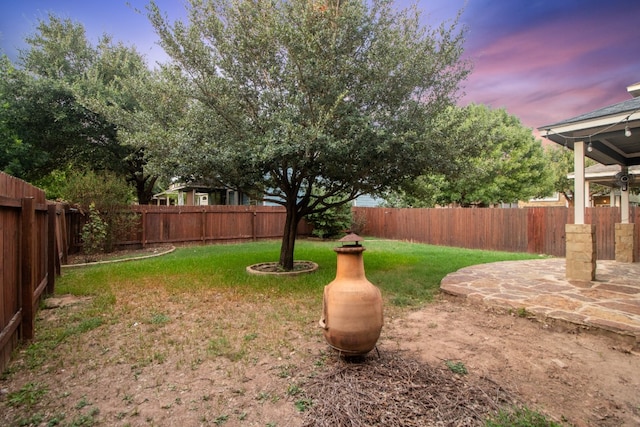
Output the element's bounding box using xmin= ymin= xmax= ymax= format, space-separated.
xmin=539 ymin=93 xmax=640 ymax=167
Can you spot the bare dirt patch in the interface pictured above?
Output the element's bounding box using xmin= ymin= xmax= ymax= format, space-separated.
xmin=383 ymin=296 xmax=640 ymax=426
xmin=64 ymin=245 xmax=174 ymax=265
xmin=1 ymin=270 xmax=639 ymax=426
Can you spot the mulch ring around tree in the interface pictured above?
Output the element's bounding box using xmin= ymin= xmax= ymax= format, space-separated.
xmin=301 ymin=349 xmax=519 ymax=427
xmin=246 ymin=261 xmax=319 ymax=276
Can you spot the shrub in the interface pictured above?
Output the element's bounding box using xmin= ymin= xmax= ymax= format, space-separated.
xmin=350 ymin=209 xmax=367 ymax=235
xmin=306 ymin=198 xmax=352 ymax=239
xmin=81 ymin=202 xmax=107 ymax=261
xmin=62 ymin=169 xmax=138 ymax=251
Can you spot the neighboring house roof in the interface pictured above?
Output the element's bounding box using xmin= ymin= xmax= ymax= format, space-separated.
xmin=539 ymin=85 xmax=640 ymax=167
xmin=166 ymin=181 xmax=224 ymax=192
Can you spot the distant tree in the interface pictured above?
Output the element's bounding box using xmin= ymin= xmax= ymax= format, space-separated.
xmin=1 ymin=14 xmax=158 ymax=203
xmin=387 ymin=104 xmax=554 ymax=207
xmin=382 ymin=174 xmax=446 ymax=208
xmin=0 ymin=58 xmax=33 ymax=178
xmin=147 ymin=0 xmax=470 ymax=269
xmin=543 ymin=144 xmax=616 ymax=206
xmin=76 ymin=36 xmax=160 ymax=204
xmin=305 ymin=192 xmax=352 ymax=239
xmin=544 ymin=145 xmax=575 ymax=206
xmin=0 ymin=53 xmax=104 ymax=181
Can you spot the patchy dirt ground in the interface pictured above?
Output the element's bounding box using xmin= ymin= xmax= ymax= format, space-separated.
xmin=1 ymin=278 xmax=639 ymax=426
xmin=64 ymin=245 xmax=174 ymax=265
xmin=384 ymin=296 xmax=640 ymax=426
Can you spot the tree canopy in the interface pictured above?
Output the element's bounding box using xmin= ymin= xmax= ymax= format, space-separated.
xmin=147 ymin=0 xmax=470 ymax=269
xmin=0 ymin=14 xmax=158 ymax=203
xmin=385 ymin=104 xmax=555 ymax=207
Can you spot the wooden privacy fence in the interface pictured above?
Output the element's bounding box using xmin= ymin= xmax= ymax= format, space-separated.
xmin=0 ymin=172 xmax=70 ymax=372
xmin=353 ymin=206 xmax=640 ymax=260
xmin=92 ymin=205 xmax=314 ymax=249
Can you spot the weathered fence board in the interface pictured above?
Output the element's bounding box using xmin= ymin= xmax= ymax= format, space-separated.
xmin=353 ymin=206 xmax=639 ymax=260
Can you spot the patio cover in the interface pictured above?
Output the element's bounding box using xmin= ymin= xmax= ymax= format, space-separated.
xmin=539 ymin=84 xmax=640 ymax=274
xmin=540 ymin=95 xmax=640 ymax=167
xmin=539 ymin=85 xmax=640 ymax=224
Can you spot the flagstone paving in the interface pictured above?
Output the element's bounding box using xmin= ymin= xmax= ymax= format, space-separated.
xmin=441 ymin=258 xmax=640 ymax=346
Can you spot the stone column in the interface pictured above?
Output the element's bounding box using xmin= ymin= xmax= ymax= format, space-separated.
xmin=615 ymin=223 xmax=636 ymax=263
xmin=565 ymin=224 xmax=596 ymax=281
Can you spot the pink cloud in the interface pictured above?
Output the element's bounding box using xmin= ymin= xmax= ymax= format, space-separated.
xmin=459 ymin=8 xmax=639 ymax=129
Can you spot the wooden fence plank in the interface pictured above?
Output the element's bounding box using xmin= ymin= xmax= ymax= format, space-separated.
xmin=20 ymin=197 xmax=35 ymax=340
xmin=47 ymin=204 xmax=57 ymax=294
xmin=0 ymin=196 xmax=20 ymax=370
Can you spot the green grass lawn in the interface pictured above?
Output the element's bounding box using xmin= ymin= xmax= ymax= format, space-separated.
xmin=5 ymin=239 xmax=554 ymax=427
xmin=58 ymin=238 xmax=541 ymax=308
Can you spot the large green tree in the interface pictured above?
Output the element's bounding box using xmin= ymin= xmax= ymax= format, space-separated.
xmin=0 ymin=52 xmax=112 ymax=182
xmin=76 ymin=36 xmax=161 ymax=204
xmin=387 ymin=104 xmax=554 ymax=207
xmin=147 ymin=0 xmax=469 ymax=269
xmin=0 ymin=14 xmax=158 ymax=203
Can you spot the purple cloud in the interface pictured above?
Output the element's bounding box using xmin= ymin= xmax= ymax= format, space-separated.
xmin=458 ymin=0 xmax=640 ymax=129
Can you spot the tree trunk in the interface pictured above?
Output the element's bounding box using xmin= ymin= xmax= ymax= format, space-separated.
xmin=279 ymin=204 xmax=301 ymax=271
xmin=134 ymin=174 xmax=157 ymax=205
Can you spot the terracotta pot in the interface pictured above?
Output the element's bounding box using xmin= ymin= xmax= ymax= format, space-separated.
xmin=319 ymin=245 xmax=383 ymax=355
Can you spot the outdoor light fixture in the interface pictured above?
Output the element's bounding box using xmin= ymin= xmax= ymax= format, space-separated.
xmin=625 ymin=125 xmax=632 ymax=137
xmin=587 ymin=142 xmax=593 ymax=152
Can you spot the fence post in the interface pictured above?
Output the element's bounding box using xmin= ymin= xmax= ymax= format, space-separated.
xmin=252 ymin=207 xmax=257 ymax=241
xmin=58 ymin=205 xmax=68 ymax=263
xmin=21 ymin=197 xmax=35 ymax=340
xmin=527 ymin=208 xmax=543 ymax=254
xmin=202 ymin=209 xmax=206 ymax=243
xmin=47 ymin=203 xmax=57 ymax=294
xmin=141 ymin=210 xmax=147 ymax=248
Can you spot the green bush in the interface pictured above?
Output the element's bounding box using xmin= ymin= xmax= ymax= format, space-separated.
xmin=81 ymin=202 xmax=107 ymax=262
xmin=61 ymin=169 xmax=138 ymax=251
xmin=306 ymin=198 xmax=352 ymax=239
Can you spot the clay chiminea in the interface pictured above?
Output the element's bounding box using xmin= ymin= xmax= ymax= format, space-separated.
xmin=319 ymin=233 xmax=383 ymax=355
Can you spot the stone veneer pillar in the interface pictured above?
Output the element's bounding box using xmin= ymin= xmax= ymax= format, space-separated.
xmin=615 ymin=223 xmax=636 ymax=263
xmin=565 ymin=224 xmax=596 ymax=281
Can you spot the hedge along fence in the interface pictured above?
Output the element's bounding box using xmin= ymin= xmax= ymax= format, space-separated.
xmin=352 ymin=206 xmax=640 ymax=260
xmin=0 ymin=172 xmax=70 ymax=372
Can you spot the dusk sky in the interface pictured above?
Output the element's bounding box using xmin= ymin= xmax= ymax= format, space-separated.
xmin=1 ymin=0 xmax=639 ymax=134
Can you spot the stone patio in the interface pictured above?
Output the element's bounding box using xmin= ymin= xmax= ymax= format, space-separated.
xmin=441 ymin=258 xmax=640 ymax=348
